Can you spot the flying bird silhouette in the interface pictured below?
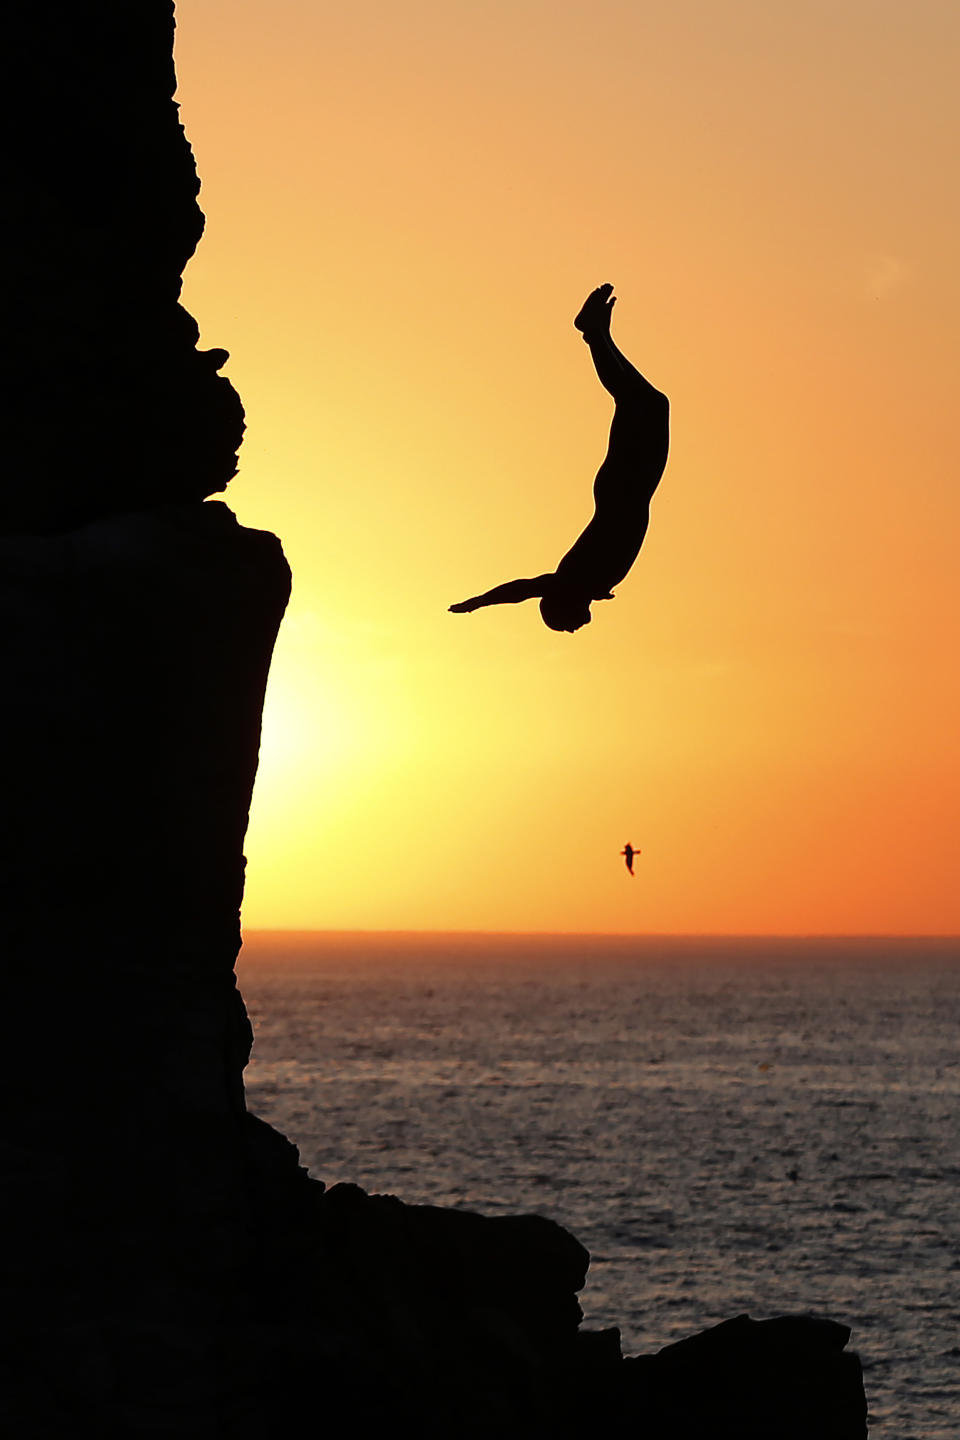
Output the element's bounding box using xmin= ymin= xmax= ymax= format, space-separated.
xmin=621 ymin=843 xmax=640 ymax=875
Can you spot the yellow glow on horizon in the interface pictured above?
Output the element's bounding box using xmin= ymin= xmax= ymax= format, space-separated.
xmin=175 ymin=0 xmax=960 ymax=934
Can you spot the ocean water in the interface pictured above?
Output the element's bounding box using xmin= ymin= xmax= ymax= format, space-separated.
xmin=237 ymin=932 xmax=960 ymax=1438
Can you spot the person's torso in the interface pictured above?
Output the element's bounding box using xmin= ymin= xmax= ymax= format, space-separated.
xmin=556 ymin=504 xmax=650 ymax=597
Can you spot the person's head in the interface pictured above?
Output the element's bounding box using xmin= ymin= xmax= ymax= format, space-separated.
xmin=539 ymin=584 xmax=592 ymax=633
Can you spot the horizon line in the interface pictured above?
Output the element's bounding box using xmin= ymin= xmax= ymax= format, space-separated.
xmin=241 ymin=927 xmax=960 ymax=941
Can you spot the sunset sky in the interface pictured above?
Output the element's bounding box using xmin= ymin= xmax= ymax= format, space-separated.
xmin=174 ymin=0 xmax=959 ymax=934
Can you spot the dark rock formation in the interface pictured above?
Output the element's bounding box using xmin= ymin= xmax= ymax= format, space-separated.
xmin=4 ymin=1 xmax=242 ymax=534
xmin=0 ymin=4 xmax=869 ymax=1436
xmin=616 ymin=1314 xmax=868 ymax=1438
xmin=0 ymin=501 xmax=291 ymax=1435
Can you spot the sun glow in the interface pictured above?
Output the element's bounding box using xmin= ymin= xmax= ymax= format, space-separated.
xmin=179 ymin=0 xmax=960 ymax=934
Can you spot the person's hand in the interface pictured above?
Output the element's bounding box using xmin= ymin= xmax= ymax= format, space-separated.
xmin=449 ymin=597 xmax=479 ymax=613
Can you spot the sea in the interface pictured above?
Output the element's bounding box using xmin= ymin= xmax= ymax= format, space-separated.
xmin=237 ymin=932 xmax=960 ymax=1439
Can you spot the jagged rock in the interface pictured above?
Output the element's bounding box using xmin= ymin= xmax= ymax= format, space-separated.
xmin=3 ymin=2 xmax=242 ymax=533
xmin=615 ymin=1313 xmax=868 ymax=1438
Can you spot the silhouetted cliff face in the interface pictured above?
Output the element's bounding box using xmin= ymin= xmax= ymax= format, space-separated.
xmin=0 ymin=509 xmax=292 ymax=1433
xmin=4 ymin=1 xmax=242 ymax=534
xmin=1 ymin=1 xmax=270 ymax=1295
xmin=0 ymin=5 xmax=868 ymax=1437
xmin=0 ymin=501 xmax=289 ymax=1077
xmin=0 ymin=5 xmax=288 ymax=1430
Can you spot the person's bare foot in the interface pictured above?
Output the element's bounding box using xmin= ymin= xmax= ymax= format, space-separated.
xmin=574 ymin=282 xmax=615 ymax=339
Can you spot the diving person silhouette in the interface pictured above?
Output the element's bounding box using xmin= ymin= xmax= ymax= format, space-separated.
xmin=621 ymin=843 xmax=640 ymax=876
xmin=449 ymin=284 xmax=669 ymax=632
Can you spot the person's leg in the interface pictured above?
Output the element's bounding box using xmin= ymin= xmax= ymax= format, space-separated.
xmin=587 ymin=330 xmax=664 ymax=403
xmin=573 ymin=288 xmax=669 ymax=504
xmin=597 ymin=383 xmax=669 ymax=504
xmin=574 ymin=284 xmax=665 ymax=404
xmin=574 ymin=285 xmax=670 ymax=510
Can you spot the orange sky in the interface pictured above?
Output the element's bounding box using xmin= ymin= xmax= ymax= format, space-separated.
xmin=174 ymin=0 xmax=959 ymax=934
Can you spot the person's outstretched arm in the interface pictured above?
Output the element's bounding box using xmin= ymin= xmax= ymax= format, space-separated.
xmin=449 ymin=575 xmax=551 ymax=613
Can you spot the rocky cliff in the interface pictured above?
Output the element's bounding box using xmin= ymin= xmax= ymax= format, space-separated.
xmin=0 ymin=5 xmax=868 ymax=1435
